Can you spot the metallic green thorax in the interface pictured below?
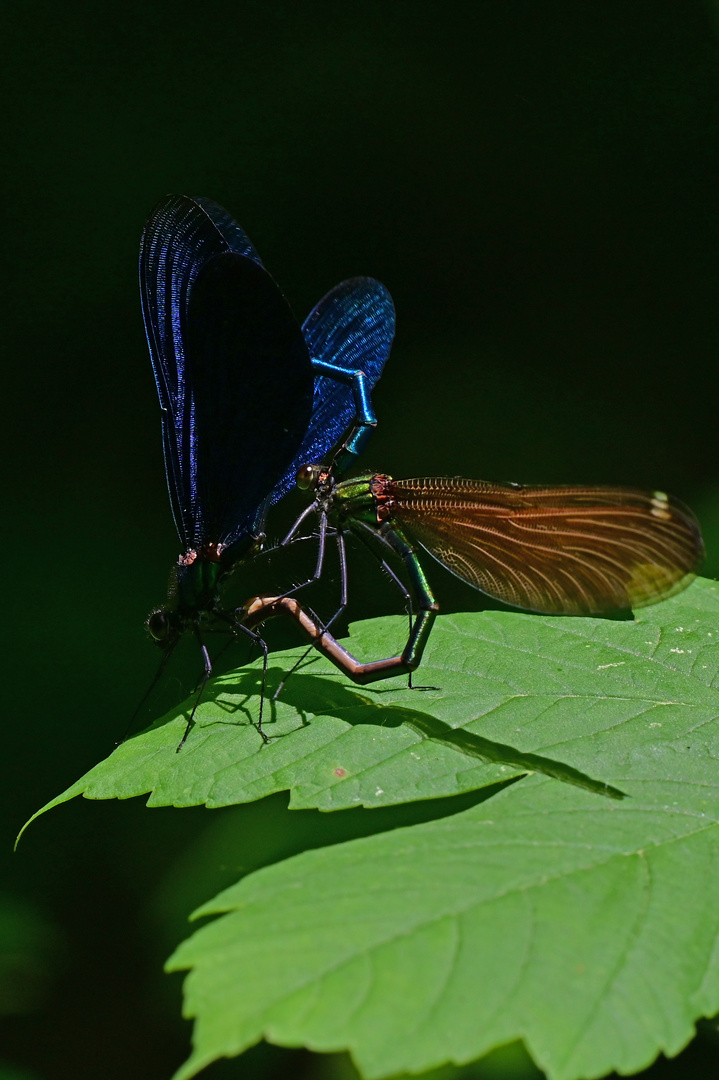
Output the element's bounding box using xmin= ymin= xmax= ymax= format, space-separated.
xmin=328 ymin=473 xmax=378 ymax=525
xmin=167 ymin=531 xmax=259 ymax=619
xmin=173 ymin=557 xmax=224 ymax=616
xmin=148 ymin=532 xmax=264 ymax=651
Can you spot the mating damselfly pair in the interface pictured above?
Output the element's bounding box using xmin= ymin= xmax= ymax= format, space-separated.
xmin=138 ymin=195 xmax=703 ymax=745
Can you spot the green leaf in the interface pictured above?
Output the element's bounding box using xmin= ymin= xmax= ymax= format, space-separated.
xmin=23 ymin=578 xmax=719 ymax=1078
xmin=168 ymin=770 xmax=719 ymax=1080
xmin=20 ymin=577 xmax=719 ymax=837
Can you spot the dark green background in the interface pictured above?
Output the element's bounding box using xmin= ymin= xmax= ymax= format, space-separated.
xmin=3 ymin=3 xmax=719 ymax=1078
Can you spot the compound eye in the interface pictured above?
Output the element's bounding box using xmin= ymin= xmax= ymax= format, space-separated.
xmin=147 ymin=611 xmax=171 ymax=642
xmin=296 ymin=464 xmax=320 ymax=491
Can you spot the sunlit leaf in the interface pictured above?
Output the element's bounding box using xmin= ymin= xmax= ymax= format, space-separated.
xmin=20 ymin=578 xmax=719 ymax=836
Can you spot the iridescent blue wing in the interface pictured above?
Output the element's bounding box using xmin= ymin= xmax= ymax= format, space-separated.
xmin=193 ymin=197 xmax=263 ymax=266
xmin=140 ymin=195 xmax=311 ymax=549
xmin=185 ymin=253 xmax=313 ymax=549
xmin=268 ymin=277 xmax=395 ymax=506
xmin=141 ymin=195 xmax=265 ymax=547
xmin=141 ymin=194 xmax=261 ymax=404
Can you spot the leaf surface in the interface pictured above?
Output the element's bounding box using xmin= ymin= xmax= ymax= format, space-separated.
xmin=21 ymin=578 xmax=719 ymax=832
xmin=169 ymin=768 xmax=719 ymax=1080
xmin=24 ymin=579 xmax=719 ymax=1079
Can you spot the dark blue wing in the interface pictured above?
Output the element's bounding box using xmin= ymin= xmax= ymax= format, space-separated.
xmin=140 ymin=195 xmax=312 ymax=549
xmin=193 ymin=197 xmax=263 ymax=266
xmin=185 ymin=253 xmax=313 ymax=548
xmin=140 ymin=195 xmax=261 ymax=405
xmin=141 ymin=194 xmax=264 ymax=545
xmin=268 ymin=277 xmax=395 ymax=506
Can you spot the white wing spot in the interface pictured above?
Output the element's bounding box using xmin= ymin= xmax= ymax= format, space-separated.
xmin=651 ymin=491 xmax=671 ymax=519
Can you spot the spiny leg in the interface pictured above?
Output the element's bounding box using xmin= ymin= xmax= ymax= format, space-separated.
xmin=352 ymin=518 xmax=414 ymax=617
xmin=378 ymin=522 xmax=440 ymax=682
xmin=272 ymin=529 xmax=350 ymax=699
xmin=217 ymin=613 xmax=271 ymax=743
xmin=279 ymin=499 xmax=320 ymax=547
xmin=177 ymin=621 xmax=270 ymax=749
xmin=273 ymin=505 xmax=330 ymax=602
xmin=265 ymin=522 xmax=441 ymax=690
xmin=372 ymin=557 xmax=436 ymax=689
xmin=242 ymin=524 xmax=440 ymax=687
xmin=350 ymin=520 xmax=441 ymax=690
xmin=177 ymin=630 xmax=214 ymax=751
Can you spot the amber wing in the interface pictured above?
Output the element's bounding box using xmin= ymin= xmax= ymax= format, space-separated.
xmin=383 ymin=477 xmax=703 ymax=615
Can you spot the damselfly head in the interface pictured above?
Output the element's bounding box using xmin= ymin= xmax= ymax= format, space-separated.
xmin=147 ymin=609 xmax=176 ymax=646
xmin=296 ymin=463 xmax=323 ymax=490
xmin=296 ymin=463 xmax=327 ymax=491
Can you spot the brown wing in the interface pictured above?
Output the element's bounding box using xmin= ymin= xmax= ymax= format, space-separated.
xmin=381 ymin=477 xmax=703 ymax=615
